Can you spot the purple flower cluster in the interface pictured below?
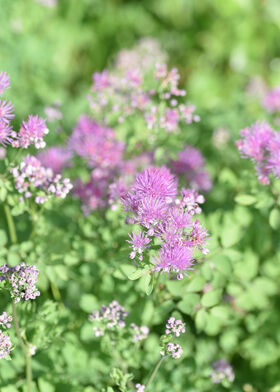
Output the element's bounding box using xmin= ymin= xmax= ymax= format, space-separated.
xmin=89 ymin=301 xmax=149 ymax=344
xmin=11 ymin=155 xmax=73 ymax=204
xmin=89 ymin=40 xmax=199 ymax=132
xmin=12 ymin=115 xmax=49 ymax=149
xmin=37 ymin=146 xmax=72 ymax=174
xmin=160 ymin=317 xmax=185 ymax=359
xmin=0 ymin=262 xmax=40 ymax=303
xmin=0 ymin=72 xmax=14 ymax=147
xmin=130 ymin=323 xmax=149 ymax=343
xmin=89 ymin=300 xmax=129 ymax=336
xmin=0 ymin=71 xmax=48 ymax=149
xmin=122 ymin=166 xmax=209 ymax=279
xmin=211 ymin=359 xmax=235 ymax=384
xmin=165 ymin=317 xmax=185 ymax=337
xmin=263 ymin=86 xmax=280 ymax=114
xmin=171 ymin=146 xmax=212 ymax=192
xmin=0 ymin=330 xmax=12 ymax=359
xmin=236 ymin=121 xmax=280 ymax=185
xmin=135 ymin=383 xmax=146 ymax=392
xmin=0 ymin=72 xmax=10 ymax=95
xmin=166 ymin=342 xmax=183 ymax=359
xmin=0 ymin=312 xmax=12 ymax=329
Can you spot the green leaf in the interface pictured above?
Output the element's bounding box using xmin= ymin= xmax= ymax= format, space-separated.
xmin=235 ymin=194 xmax=256 ymax=205
xmin=80 ymin=294 xmax=98 ymax=313
xmin=195 ymin=308 xmax=207 ymax=330
xmin=177 ymin=293 xmax=200 ymax=315
xmin=187 ymin=275 xmax=206 ymax=292
xmin=201 ymin=289 xmax=222 ymax=308
xmin=128 ymin=268 xmax=147 ymax=280
xmin=269 ymin=208 xmax=280 ymax=230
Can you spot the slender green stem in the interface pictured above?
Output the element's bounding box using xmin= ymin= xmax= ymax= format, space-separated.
xmin=12 ymin=303 xmax=32 ymax=392
xmin=4 ymin=204 xmax=18 ymax=244
xmin=5 ymin=205 xmax=32 ymax=392
xmin=146 ymin=355 xmax=166 ymax=389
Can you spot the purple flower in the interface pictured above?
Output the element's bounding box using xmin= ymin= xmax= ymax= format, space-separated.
xmin=153 ymin=245 xmax=194 ymax=279
xmin=37 ymin=146 xmax=72 ymax=173
xmin=69 ymin=115 xmax=124 ymax=169
xmin=165 ymin=342 xmax=183 ymax=359
xmin=263 ymin=86 xmax=280 ymax=114
xmin=89 ymin=300 xmax=128 ymax=335
xmin=0 ymin=100 xmax=14 ymax=124
xmin=11 ymin=155 xmax=73 ymax=203
xmin=135 ymin=384 xmax=146 ymax=392
xmin=0 ymin=312 xmax=12 ymax=329
xmin=138 ymin=196 xmax=169 ymax=229
xmin=13 ymin=115 xmax=49 ymax=149
xmin=189 ymin=219 xmax=209 ymax=253
xmin=165 ymin=317 xmax=185 ymax=337
xmin=0 ymin=121 xmax=13 ymax=147
xmin=236 ymin=121 xmax=280 ymax=184
xmin=211 ymin=359 xmax=235 ymax=384
xmin=0 ymin=330 xmax=12 ymax=359
xmin=132 ymin=167 xmax=178 ymax=202
xmin=171 ymin=146 xmax=212 ymax=192
xmin=0 ymin=262 xmax=40 ymax=303
xmin=130 ymin=323 xmax=149 ymax=342
xmin=127 ymin=230 xmax=151 ymax=261
xmin=0 ymin=72 xmax=10 ymax=95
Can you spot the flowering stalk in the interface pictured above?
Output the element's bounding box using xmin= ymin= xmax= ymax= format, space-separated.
xmin=145 ymin=355 xmax=167 ymax=390
xmin=4 ymin=205 xmax=33 ymax=392
xmin=4 ymin=204 xmax=17 ymax=244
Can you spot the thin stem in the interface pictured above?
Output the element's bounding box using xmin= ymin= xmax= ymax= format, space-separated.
xmin=146 ymin=355 xmax=166 ymax=389
xmin=12 ymin=303 xmax=32 ymax=392
xmin=4 ymin=204 xmax=17 ymax=244
xmin=5 ymin=206 xmax=32 ymax=392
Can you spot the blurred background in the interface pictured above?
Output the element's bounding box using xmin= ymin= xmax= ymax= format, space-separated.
xmin=1 ymin=0 xmax=280 ymax=129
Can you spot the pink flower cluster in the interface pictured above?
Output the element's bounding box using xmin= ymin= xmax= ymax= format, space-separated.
xmin=263 ymin=86 xmax=280 ymax=114
xmin=0 ymin=262 xmax=40 ymax=303
xmin=0 ymin=330 xmax=12 ymax=359
xmin=69 ymin=115 xmax=155 ymax=214
xmin=236 ymin=121 xmax=280 ymax=185
xmin=37 ymin=146 xmax=72 ymax=174
xmin=160 ymin=317 xmax=185 ymax=359
xmin=165 ymin=317 xmax=185 ymax=337
xmin=135 ymin=383 xmax=146 ymax=392
xmin=122 ymin=167 xmax=209 ymax=279
xmin=89 ymin=40 xmax=199 ymax=132
xmin=130 ymin=323 xmax=149 ymax=343
xmin=0 ymin=71 xmax=48 ymax=149
xmin=211 ymin=359 xmax=235 ymax=384
xmin=11 ymin=155 xmax=73 ymax=204
xmin=171 ymin=146 xmax=212 ymax=191
xmin=0 ymin=312 xmax=12 ymax=329
xmin=89 ymin=301 xmax=149 ymax=344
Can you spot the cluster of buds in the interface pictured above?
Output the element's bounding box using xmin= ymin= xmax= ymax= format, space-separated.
xmin=89 ymin=39 xmax=199 ymax=133
xmin=11 ymin=155 xmax=73 ymax=204
xmin=0 ymin=262 xmax=40 ymax=303
xmin=89 ymin=300 xmax=128 ymax=336
xmin=160 ymin=318 xmax=185 ymax=359
xmin=89 ymin=301 xmax=149 ymax=344
xmin=130 ymin=323 xmax=149 ymax=343
xmin=211 ymin=359 xmax=235 ymax=384
xmin=0 ymin=312 xmax=13 ymax=359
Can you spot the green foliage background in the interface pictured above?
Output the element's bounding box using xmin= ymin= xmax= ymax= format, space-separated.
xmin=1 ymin=0 xmax=280 ymax=391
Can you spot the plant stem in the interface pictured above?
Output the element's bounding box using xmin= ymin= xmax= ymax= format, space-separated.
xmin=146 ymin=355 xmax=166 ymax=389
xmin=12 ymin=303 xmax=32 ymax=392
xmin=4 ymin=204 xmax=17 ymax=244
xmin=5 ymin=204 xmax=32 ymax=392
